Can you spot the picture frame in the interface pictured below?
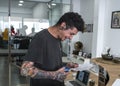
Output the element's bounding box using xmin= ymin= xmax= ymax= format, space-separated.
xmin=84 ymin=24 xmax=93 ymax=32
xmin=111 ymin=11 xmax=120 ymax=28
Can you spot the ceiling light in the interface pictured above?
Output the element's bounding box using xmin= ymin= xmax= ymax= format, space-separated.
xmin=51 ymin=3 xmax=56 ymax=6
xmin=18 ymin=3 xmax=23 ymax=6
xmin=19 ymin=0 xmax=24 ymax=3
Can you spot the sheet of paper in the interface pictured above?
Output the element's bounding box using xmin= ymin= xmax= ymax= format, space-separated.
xmin=71 ymin=63 xmax=94 ymax=71
xmin=71 ymin=59 xmax=94 ymax=71
xmin=112 ymin=79 xmax=120 ymax=86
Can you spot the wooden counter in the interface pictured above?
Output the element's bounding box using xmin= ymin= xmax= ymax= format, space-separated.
xmin=92 ymin=58 xmax=120 ymax=86
xmin=65 ymin=58 xmax=120 ymax=86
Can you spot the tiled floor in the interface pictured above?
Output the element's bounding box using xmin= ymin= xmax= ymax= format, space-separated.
xmin=0 ymin=56 xmax=29 ymax=86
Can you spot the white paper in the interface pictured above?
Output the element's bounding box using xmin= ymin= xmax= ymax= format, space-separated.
xmin=112 ymin=79 xmax=120 ymax=86
xmin=71 ymin=63 xmax=94 ymax=71
xmin=71 ymin=58 xmax=94 ymax=71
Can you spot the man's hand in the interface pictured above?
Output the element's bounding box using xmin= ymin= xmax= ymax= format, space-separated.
xmin=55 ymin=67 xmax=68 ymax=82
xmin=67 ymin=62 xmax=78 ymax=68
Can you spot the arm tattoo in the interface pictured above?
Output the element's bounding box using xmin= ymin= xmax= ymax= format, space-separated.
xmin=34 ymin=70 xmax=66 ymax=82
xmin=21 ymin=61 xmax=66 ymax=82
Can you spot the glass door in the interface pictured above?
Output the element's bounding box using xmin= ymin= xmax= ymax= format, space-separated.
xmin=9 ymin=0 xmax=71 ymax=86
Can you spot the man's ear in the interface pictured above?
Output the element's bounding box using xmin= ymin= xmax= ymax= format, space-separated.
xmin=61 ymin=22 xmax=66 ymax=29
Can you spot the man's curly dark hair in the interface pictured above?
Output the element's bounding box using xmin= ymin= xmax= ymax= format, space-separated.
xmin=55 ymin=12 xmax=85 ymax=32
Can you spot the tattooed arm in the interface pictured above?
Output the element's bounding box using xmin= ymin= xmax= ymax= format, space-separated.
xmin=20 ymin=61 xmax=67 ymax=82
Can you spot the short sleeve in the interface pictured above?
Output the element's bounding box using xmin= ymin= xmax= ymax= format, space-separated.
xmin=24 ymin=33 xmax=46 ymax=65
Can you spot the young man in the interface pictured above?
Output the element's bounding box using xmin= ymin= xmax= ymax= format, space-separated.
xmin=21 ymin=12 xmax=85 ymax=86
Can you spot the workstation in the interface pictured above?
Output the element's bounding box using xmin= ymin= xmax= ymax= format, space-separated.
xmin=63 ymin=56 xmax=120 ymax=86
xmin=0 ymin=0 xmax=120 ymax=86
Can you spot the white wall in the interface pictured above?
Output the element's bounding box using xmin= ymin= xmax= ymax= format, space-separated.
xmin=80 ymin=0 xmax=94 ymax=54
xmin=67 ymin=0 xmax=94 ymax=55
xmin=72 ymin=0 xmax=120 ymax=58
xmin=103 ymin=0 xmax=120 ymax=57
xmin=90 ymin=0 xmax=120 ymax=58
xmin=70 ymin=0 xmax=81 ymax=54
xmin=70 ymin=0 xmax=94 ymax=54
xmin=33 ymin=3 xmax=49 ymax=19
xmin=91 ymin=0 xmax=106 ymax=58
xmin=72 ymin=0 xmax=80 ymax=13
xmin=89 ymin=0 xmax=120 ymax=58
xmin=80 ymin=0 xmax=94 ymax=24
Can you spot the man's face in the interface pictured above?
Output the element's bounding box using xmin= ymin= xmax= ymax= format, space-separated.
xmin=59 ymin=27 xmax=78 ymax=41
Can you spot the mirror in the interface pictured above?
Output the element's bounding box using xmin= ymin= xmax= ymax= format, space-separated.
xmin=1 ymin=0 xmax=71 ymax=86
xmin=9 ymin=0 xmax=71 ymax=36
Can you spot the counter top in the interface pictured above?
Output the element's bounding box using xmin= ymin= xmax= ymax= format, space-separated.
xmin=92 ymin=58 xmax=120 ymax=86
xmin=63 ymin=57 xmax=120 ymax=86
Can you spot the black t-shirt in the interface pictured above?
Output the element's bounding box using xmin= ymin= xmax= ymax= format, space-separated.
xmin=24 ymin=29 xmax=64 ymax=86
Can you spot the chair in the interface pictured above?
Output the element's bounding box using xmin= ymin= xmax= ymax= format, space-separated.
xmin=16 ymin=38 xmax=30 ymax=66
xmin=0 ymin=36 xmax=3 ymax=48
xmin=19 ymin=38 xmax=30 ymax=49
